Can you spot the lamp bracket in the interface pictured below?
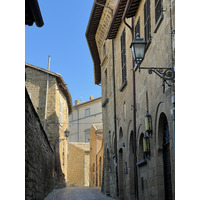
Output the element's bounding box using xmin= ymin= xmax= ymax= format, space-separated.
xmin=139 ymin=67 xmax=175 ymax=86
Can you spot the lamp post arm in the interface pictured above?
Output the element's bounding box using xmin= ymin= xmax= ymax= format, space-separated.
xmin=139 ymin=67 xmax=175 ymax=86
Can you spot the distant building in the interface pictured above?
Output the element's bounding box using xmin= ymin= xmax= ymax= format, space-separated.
xmin=67 ymin=142 xmax=90 ymax=186
xmin=69 ymin=97 xmax=102 ymax=142
xmin=89 ymin=124 xmax=103 ymax=187
xmin=25 ymin=63 xmax=73 ymax=187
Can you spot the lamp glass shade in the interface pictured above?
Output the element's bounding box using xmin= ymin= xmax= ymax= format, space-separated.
xmin=145 ymin=113 xmax=152 ymax=132
xmin=134 ymin=43 xmax=146 ymax=60
xmin=131 ymin=36 xmax=146 ymax=63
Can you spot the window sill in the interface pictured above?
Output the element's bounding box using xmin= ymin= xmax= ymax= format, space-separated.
xmin=119 ymin=79 xmax=127 ymax=92
xmin=154 ymin=13 xmax=164 ymax=33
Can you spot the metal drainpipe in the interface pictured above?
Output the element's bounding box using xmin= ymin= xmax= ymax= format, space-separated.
xmin=122 ymin=15 xmax=138 ymax=199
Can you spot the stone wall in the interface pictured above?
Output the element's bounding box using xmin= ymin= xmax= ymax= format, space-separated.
xmin=95 ymin=0 xmax=175 ymax=199
xmin=67 ymin=143 xmax=90 ymax=186
xmin=25 ymin=88 xmax=54 ymax=200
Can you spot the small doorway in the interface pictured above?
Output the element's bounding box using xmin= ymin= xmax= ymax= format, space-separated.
xmin=158 ymin=113 xmax=173 ymax=200
xmin=118 ymin=148 xmax=124 ymax=200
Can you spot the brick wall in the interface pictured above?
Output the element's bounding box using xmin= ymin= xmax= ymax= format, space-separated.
xmin=25 ymin=88 xmax=54 ymax=199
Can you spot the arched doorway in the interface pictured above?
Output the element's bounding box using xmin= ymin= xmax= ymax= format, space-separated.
xmin=99 ymin=157 xmax=102 ymax=187
xmin=118 ymin=148 xmax=124 ymax=200
xmin=129 ymin=131 xmax=134 ymax=198
xmin=106 ymin=149 xmax=110 ymax=195
xmin=158 ymin=113 xmax=173 ymax=200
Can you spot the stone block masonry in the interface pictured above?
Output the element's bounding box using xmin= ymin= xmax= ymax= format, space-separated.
xmin=25 ymin=88 xmax=55 ymax=200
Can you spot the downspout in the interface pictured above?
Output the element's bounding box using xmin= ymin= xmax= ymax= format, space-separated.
xmin=44 ymin=55 xmax=51 ymax=135
xmin=122 ymin=8 xmax=138 ymax=200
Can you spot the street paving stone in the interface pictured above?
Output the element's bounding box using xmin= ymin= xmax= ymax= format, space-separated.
xmin=44 ymin=186 xmax=116 ymax=200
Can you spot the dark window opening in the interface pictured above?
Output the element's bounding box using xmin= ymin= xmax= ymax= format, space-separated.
xmin=120 ymin=29 xmax=127 ymax=85
xmin=144 ymin=0 xmax=151 ymax=46
xmin=155 ymin=0 xmax=162 ymax=24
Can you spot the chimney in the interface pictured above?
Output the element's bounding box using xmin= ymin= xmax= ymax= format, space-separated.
xmin=75 ymin=99 xmax=80 ymax=105
xmin=90 ymin=96 xmax=94 ymax=100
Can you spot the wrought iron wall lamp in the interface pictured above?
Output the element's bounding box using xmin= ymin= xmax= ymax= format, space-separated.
xmin=130 ymin=34 xmax=175 ymax=86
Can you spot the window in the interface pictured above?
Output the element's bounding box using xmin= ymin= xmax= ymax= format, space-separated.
xmin=120 ymin=29 xmax=127 ymax=85
xmin=155 ymin=0 xmax=162 ymax=24
xmin=60 ymin=100 xmax=63 ymax=125
xmin=123 ymin=102 xmax=126 ymax=121
xmin=85 ymin=132 xmax=90 ymax=143
xmin=85 ymin=108 xmax=90 ymax=117
xmin=144 ymin=0 xmax=151 ymax=46
xmin=69 ymin=114 xmax=73 ymax=122
xmin=105 ymin=69 xmax=107 ymax=98
xmin=135 ymin=17 xmax=140 ymax=37
xmin=154 ymin=0 xmax=163 ymax=32
xmin=103 ymin=43 xmax=106 ymax=56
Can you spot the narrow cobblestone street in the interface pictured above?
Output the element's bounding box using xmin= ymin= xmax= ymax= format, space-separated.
xmin=44 ymin=187 xmax=116 ymax=200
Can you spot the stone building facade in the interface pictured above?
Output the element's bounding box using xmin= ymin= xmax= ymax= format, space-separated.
xmin=67 ymin=143 xmax=90 ymax=186
xmin=89 ymin=124 xmax=103 ymax=187
xmin=25 ymin=63 xmax=73 ymax=187
xmin=69 ymin=97 xmax=102 ymax=143
xmin=25 ymin=88 xmax=54 ymax=199
xmin=86 ymin=0 xmax=175 ymax=200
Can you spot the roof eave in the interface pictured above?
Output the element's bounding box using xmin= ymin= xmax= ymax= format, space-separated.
xmin=85 ymin=0 xmax=107 ymax=85
xmin=25 ymin=0 xmax=44 ymax=27
xmin=25 ymin=63 xmax=73 ymax=114
xmin=106 ymin=0 xmax=141 ymax=40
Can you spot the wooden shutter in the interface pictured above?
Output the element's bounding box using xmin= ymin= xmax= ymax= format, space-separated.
xmin=121 ymin=29 xmax=126 ymax=84
xmin=155 ymin=0 xmax=162 ymax=24
xmin=144 ymin=0 xmax=151 ymax=43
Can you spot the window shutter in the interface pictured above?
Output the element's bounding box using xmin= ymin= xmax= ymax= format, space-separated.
xmin=121 ymin=29 xmax=127 ymax=84
xmin=155 ymin=0 xmax=162 ymax=24
xmin=144 ymin=0 xmax=151 ymax=44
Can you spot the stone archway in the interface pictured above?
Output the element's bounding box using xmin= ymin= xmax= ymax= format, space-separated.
xmin=105 ymin=149 xmax=111 ymax=195
xmin=118 ymin=148 xmax=124 ymax=200
xmin=157 ymin=112 xmax=173 ymax=200
xmin=129 ymin=131 xmax=135 ymax=198
xmin=99 ymin=156 xmax=102 ymax=187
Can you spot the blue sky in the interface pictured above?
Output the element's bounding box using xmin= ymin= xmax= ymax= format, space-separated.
xmin=25 ymin=0 xmax=101 ymax=105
